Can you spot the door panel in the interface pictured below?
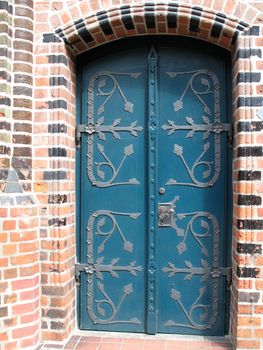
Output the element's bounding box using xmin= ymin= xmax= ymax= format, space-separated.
xmin=80 ymin=51 xmax=148 ymax=332
xmin=78 ymin=45 xmax=230 ymax=335
xmin=157 ymin=49 xmax=228 ymax=334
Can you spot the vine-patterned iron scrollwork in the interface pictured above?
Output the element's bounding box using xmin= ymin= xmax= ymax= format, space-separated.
xmin=163 ymin=70 xmax=221 ymax=187
xmin=169 ymin=196 xmax=220 ymax=257
xmin=87 ymin=71 xmax=143 ymax=187
xmin=94 ymin=282 xmax=141 ymax=324
xmin=162 ymin=259 xmax=210 ymax=282
xmin=93 ymin=143 xmax=140 ymax=187
xmin=165 ymin=286 xmax=211 ymax=330
xmin=162 ymin=196 xmax=220 ymax=330
xmin=96 ymin=71 xmax=141 ymax=115
xmin=166 ymin=142 xmax=214 ymax=188
xmin=86 ymin=117 xmax=143 ymax=140
xmin=86 ymin=210 xmax=143 ymax=325
xmin=166 ymin=70 xmax=216 ymax=116
xmin=91 ymin=210 xmax=140 ymax=253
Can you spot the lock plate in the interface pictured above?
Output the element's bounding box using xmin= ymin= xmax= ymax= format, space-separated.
xmin=158 ymin=203 xmax=174 ymax=227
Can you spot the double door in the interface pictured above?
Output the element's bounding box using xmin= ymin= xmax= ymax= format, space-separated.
xmin=77 ymin=44 xmax=231 ymax=335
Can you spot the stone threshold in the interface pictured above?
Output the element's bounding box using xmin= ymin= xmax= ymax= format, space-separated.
xmin=40 ymin=331 xmax=233 ymax=350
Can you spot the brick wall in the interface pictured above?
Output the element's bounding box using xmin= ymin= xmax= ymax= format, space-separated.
xmin=0 ymin=0 xmax=40 ymax=349
xmin=0 ymin=0 xmax=263 ymax=349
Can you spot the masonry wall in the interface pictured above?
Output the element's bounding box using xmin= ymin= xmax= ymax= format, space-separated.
xmin=0 ymin=1 xmax=263 ymax=349
xmin=0 ymin=0 xmax=40 ymax=349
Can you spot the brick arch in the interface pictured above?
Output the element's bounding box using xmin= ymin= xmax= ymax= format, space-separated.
xmin=50 ymin=1 xmax=259 ymax=54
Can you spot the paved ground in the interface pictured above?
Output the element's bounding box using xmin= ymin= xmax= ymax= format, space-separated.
xmin=41 ymin=333 xmax=233 ymax=350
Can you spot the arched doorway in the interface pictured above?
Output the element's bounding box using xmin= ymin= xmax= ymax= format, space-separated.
xmin=76 ymin=37 xmax=232 ymax=336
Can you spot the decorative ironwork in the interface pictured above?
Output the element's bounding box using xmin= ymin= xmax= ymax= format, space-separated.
xmin=93 ymin=281 xmax=141 ymax=325
xmin=91 ymin=143 xmax=140 ymax=188
xmin=82 ymin=257 xmax=142 ymax=280
xmin=86 ymin=210 xmax=142 ymax=325
xmin=161 ymin=196 xmax=220 ymax=330
xmin=166 ymin=70 xmax=216 ymax=116
xmin=165 ymin=286 xmax=212 ymax=330
xmin=89 ymin=210 xmax=140 ymax=254
xmin=167 ymin=196 xmax=220 ymax=257
xmin=87 ymin=71 xmax=143 ymax=187
xmin=162 ymin=69 xmax=226 ymax=187
xmin=95 ymin=71 xmax=141 ymax=115
xmin=162 ymin=259 xmax=210 ymax=282
xmin=166 ymin=141 xmax=214 ymax=188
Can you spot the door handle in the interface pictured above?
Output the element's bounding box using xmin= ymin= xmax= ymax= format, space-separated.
xmin=158 ymin=203 xmax=174 ymax=227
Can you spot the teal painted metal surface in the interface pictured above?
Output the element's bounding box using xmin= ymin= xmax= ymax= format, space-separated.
xmin=157 ymin=48 xmax=229 ymax=335
xmin=146 ymin=47 xmax=158 ymax=334
xmin=77 ymin=44 xmax=230 ymax=335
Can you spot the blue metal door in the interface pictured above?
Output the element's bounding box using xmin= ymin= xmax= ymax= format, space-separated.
xmin=77 ymin=44 xmax=231 ymax=335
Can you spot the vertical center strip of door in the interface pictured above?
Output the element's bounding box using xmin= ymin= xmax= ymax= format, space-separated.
xmin=146 ymin=47 xmax=158 ymax=334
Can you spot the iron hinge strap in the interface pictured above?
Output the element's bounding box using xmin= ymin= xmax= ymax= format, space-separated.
xmin=210 ymin=267 xmax=232 ymax=286
xmin=75 ymin=124 xmax=96 ymax=149
xmin=219 ymin=123 xmax=234 ymax=146
xmin=75 ymin=263 xmax=93 ymax=283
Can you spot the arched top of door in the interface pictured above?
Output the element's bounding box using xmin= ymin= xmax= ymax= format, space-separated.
xmin=50 ymin=1 xmax=259 ymax=56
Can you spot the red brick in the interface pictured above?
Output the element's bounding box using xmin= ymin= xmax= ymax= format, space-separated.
xmin=11 ymin=252 xmax=38 ymax=265
xmin=0 ymin=258 xmax=8 ymax=267
xmin=4 ymin=268 xmax=17 ymax=279
xmin=0 ymin=233 xmax=7 ymax=242
xmin=12 ymin=300 xmax=38 ymax=315
xmin=255 ymin=305 xmax=263 ymax=314
xmin=20 ymin=288 xmax=39 ymax=301
xmin=256 ymin=279 xmax=263 ymax=290
xmin=11 ymin=276 xmax=39 ymax=290
xmin=19 ymin=264 xmax=39 ymax=277
xmin=3 ymin=244 xmax=17 ymax=255
xmin=11 ymin=230 xmax=37 ymax=242
xmin=12 ymin=324 xmax=38 ymax=339
xmin=236 ymin=339 xmax=261 ymax=349
xmin=0 ymin=208 xmax=8 ymax=217
xmin=0 ymin=332 xmax=8 ymax=341
xmin=3 ymin=220 xmax=16 ymax=230
xmin=237 ymin=316 xmax=261 ymax=326
xmin=4 ymin=294 xmax=17 ymax=304
xmin=19 ymin=241 xmax=38 ymax=253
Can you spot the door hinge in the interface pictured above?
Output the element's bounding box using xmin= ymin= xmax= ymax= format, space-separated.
xmin=75 ymin=124 xmax=96 ymax=149
xmin=75 ymin=263 xmax=93 ymax=283
xmin=225 ymin=123 xmax=234 ymax=147
xmin=211 ymin=122 xmax=233 ymax=146
xmin=210 ymin=267 xmax=232 ymax=288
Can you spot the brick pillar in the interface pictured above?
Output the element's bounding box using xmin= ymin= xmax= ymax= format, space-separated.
xmin=0 ymin=0 xmax=41 ymax=349
xmin=34 ymin=1 xmax=76 ymax=342
xmin=230 ymin=28 xmax=263 ymax=350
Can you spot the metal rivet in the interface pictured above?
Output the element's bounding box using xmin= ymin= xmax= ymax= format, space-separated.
xmin=151 ymin=100 xmax=155 ymax=105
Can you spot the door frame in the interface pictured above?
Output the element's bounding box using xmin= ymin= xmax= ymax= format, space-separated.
xmin=75 ymin=35 xmax=233 ymax=334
